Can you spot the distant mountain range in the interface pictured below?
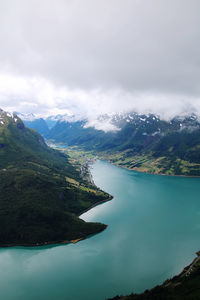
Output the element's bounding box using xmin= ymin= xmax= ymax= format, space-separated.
xmin=15 ymin=112 xmax=50 ymax=136
xmin=46 ymin=112 xmax=200 ymax=176
xmin=0 ymin=109 xmax=109 ymax=246
xmin=15 ymin=111 xmax=200 ymax=176
xmin=15 ymin=112 xmax=76 ymax=135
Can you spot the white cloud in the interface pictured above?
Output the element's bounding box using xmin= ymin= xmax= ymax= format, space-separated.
xmin=0 ymin=74 xmax=200 ymax=124
xmin=0 ymin=0 xmax=200 ymax=123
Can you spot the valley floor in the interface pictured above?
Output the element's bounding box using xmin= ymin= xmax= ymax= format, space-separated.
xmin=97 ymin=151 xmax=200 ymax=177
xmin=59 ymin=146 xmax=200 ymax=299
xmin=54 ymin=144 xmax=200 ymax=177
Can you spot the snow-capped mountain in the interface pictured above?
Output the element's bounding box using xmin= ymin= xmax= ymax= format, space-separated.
xmin=47 ymin=111 xmax=200 ymax=144
xmin=14 ymin=112 xmax=37 ymax=121
xmin=48 ymin=111 xmax=200 ymax=134
xmin=45 ymin=113 xmax=84 ymax=129
xmin=15 ymin=112 xmax=49 ymax=136
xmin=47 ymin=111 xmax=200 ymax=176
xmin=0 ymin=109 xmax=20 ymax=127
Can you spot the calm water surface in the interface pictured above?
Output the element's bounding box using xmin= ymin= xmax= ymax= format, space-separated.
xmin=1 ymin=160 xmax=200 ymax=300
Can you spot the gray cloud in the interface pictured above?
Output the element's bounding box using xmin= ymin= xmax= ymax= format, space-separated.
xmin=0 ymin=0 xmax=200 ymax=120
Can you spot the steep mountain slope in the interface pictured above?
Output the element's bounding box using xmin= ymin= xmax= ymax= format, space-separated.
xmin=47 ymin=112 xmax=200 ymax=176
xmin=23 ymin=118 xmax=49 ymax=136
xmin=0 ymin=109 xmax=110 ymax=246
xmin=15 ymin=112 xmax=49 ymax=136
xmin=48 ymin=119 xmax=116 ymax=148
xmin=45 ymin=114 xmax=71 ymax=129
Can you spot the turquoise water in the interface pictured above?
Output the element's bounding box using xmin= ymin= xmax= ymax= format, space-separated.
xmin=1 ymin=160 xmax=200 ymax=300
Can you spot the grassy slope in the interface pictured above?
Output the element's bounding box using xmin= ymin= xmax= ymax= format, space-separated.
xmin=51 ymin=145 xmax=200 ymax=177
xmin=98 ymin=150 xmax=200 ymax=176
xmin=0 ymin=112 xmax=110 ymax=245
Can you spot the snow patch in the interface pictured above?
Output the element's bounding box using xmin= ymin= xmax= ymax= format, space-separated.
xmin=7 ymin=112 xmax=13 ymax=118
xmin=15 ymin=112 xmax=36 ymax=121
xmin=152 ymin=131 xmax=159 ymax=136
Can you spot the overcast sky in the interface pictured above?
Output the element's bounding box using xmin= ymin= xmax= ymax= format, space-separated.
xmin=0 ymin=0 xmax=200 ymax=121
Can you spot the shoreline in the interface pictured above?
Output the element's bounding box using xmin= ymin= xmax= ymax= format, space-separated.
xmin=122 ymin=164 xmax=200 ymax=178
xmin=167 ymin=251 xmax=200 ymax=282
xmin=79 ymin=195 xmax=113 ymax=217
xmin=109 ymin=251 xmax=200 ymax=299
xmin=0 ymin=238 xmax=85 ymax=248
xmin=0 ymin=195 xmax=112 ymax=248
xmin=50 ymin=143 xmax=200 ymax=178
xmin=99 ymin=158 xmax=200 ymax=178
xmin=79 ymin=159 xmax=114 ymax=216
xmin=48 ymin=142 xmax=200 ymax=178
xmin=0 ymin=156 xmax=113 ymax=248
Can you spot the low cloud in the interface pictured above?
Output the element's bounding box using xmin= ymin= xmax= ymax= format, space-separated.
xmin=1 ymin=74 xmax=200 ymax=123
xmin=0 ymin=0 xmax=200 ymax=124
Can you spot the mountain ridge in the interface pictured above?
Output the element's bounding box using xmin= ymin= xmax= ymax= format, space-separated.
xmin=46 ymin=112 xmax=200 ymax=176
xmin=0 ymin=109 xmax=110 ymax=246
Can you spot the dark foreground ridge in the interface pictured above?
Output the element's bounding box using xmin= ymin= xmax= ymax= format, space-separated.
xmin=0 ymin=109 xmax=111 ymax=246
xmin=109 ymin=251 xmax=200 ymax=300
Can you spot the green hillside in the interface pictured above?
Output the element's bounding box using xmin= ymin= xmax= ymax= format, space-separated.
xmin=0 ymin=109 xmax=110 ymax=246
xmin=47 ymin=113 xmax=200 ymax=176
